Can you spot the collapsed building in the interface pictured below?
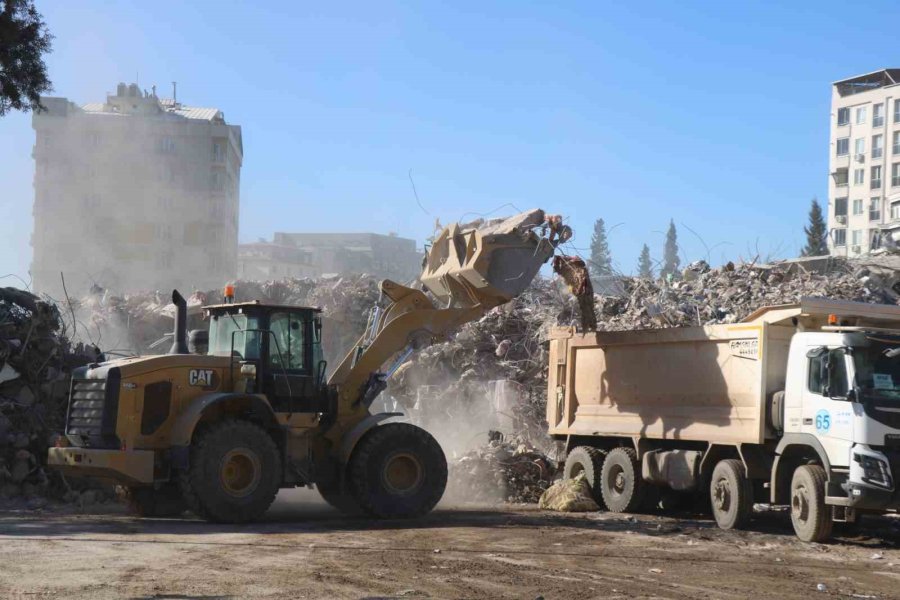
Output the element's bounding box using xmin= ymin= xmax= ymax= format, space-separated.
xmin=2 ymin=255 xmax=900 ymax=507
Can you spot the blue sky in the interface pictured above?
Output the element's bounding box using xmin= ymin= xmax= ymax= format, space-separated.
xmin=1 ymin=1 xmax=897 ymax=285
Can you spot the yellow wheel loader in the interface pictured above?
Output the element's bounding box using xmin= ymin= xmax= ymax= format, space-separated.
xmin=48 ymin=210 xmax=571 ymax=522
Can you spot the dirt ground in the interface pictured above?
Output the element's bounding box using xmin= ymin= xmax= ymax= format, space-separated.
xmin=0 ymin=489 xmax=898 ymax=600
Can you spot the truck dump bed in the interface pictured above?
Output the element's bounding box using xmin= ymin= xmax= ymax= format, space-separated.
xmin=546 ymin=321 xmax=793 ymax=445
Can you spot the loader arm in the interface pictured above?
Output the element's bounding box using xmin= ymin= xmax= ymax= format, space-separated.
xmin=327 ymin=209 xmax=571 ymax=417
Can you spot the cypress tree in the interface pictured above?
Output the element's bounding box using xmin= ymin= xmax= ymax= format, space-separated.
xmin=801 ymin=198 xmax=829 ymax=256
xmin=637 ymin=244 xmax=653 ymax=279
xmin=660 ymin=220 xmax=680 ymax=280
xmin=589 ymin=218 xmax=613 ymax=278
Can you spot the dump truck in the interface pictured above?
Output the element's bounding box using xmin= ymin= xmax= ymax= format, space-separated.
xmin=48 ymin=209 xmax=571 ymax=522
xmin=551 ymin=297 xmax=900 ymax=542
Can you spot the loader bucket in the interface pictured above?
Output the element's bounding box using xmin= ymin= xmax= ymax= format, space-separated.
xmin=420 ymin=209 xmax=568 ymax=309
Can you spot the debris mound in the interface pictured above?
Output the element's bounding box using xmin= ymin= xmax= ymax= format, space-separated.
xmin=538 ymin=473 xmax=600 ymax=512
xmin=0 ymin=288 xmax=105 ymax=507
xmin=446 ymin=432 xmax=556 ymax=505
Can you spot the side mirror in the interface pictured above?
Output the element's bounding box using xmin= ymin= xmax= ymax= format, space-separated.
xmin=316 ymin=359 xmax=328 ymax=388
xmin=846 ymin=389 xmax=858 ymax=402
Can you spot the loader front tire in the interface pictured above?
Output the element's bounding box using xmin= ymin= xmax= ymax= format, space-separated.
xmin=179 ymin=419 xmax=281 ymax=523
xmin=348 ymin=423 xmax=447 ymax=518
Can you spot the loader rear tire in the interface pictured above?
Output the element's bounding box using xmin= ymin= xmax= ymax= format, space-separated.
xmin=563 ymin=446 xmax=607 ymax=509
xmin=600 ymin=447 xmax=645 ymax=513
xmin=179 ymin=419 xmax=281 ymax=523
xmin=709 ymin=459 xmax=753 ymax=530
xmin=123 ymin=483 xmax=186 ymax=518
xmin=348 ymin=423 xmax=447 ymax=519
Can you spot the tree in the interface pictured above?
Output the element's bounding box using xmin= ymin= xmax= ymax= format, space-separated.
xmin=589 ymin=218 xmax=613 ymax=278
xmin=801 ymin=197 xmax=828 ymax=257
xmin=660 ymin=219 xmax=680 ymax=280
xmin=0 ymin=0 xmax=53 ymax=117
xmin=637 ymin=243 xmax=653 ymax=279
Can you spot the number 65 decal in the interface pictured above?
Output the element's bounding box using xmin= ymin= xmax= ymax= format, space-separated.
xmin=815 ymin=410 xmax=831 ymax=433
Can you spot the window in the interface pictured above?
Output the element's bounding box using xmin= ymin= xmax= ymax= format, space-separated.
xmin=808 ymin=348 xmax=849 ymax=397
xmin=834 ymin=167 xmax=849 ymax=186
xmin=833 ymin=228 xmax=847 ymax=246
xmin=268 ymin=312 xmax=306 ymax=371
xmin=871 ymin=165 xmax=882 ymax=189
xmin=160 ymin=196 xmax=174 ymax=209
xmin=211 ymin=170 xmax=225 ymax=191
xmin=154 ymin=224 xmax=173 ymax=240
xmin=873 ymin=134 xmax=884 ymax=159
xmin=895 ymin=99 xmax=900 ymax=123
xmin=870 ymin=197 xmax=882 ymax=221
xmin=836 ymin=137 xmax=849 ymax=156
xmin=894 ymin=163 xmax=900 ymax=187
xmin=834 ymin=197 xmax=848 ymax=216
xmin=874 ymin=103 xmax=885 ymax=127
xmin=857 ymin=106 xmax=867 ymax=124
xmin=854 ymin=168 xmax=865 ymax=185
xmin=853 ymin=198 xmax=864 ymax=215
xmin=892 ymin=202 xmax=900 ymax=220
xmin=838 ymin=107 xmax=850 ymax=126
xmin=855 ymin=137 xmax=866 ymax=157
xmin=213 ymin=142 xmax=224 ymax=162
xmin=161 ymin=137 xmax=176 ymax=153
xmin=871 ymin=229 xmax=882 ymax=250
xmin=894 ymin=131 xmax=900 ymax=155
xmin=851 ymin=229 xmax=863 ymax=246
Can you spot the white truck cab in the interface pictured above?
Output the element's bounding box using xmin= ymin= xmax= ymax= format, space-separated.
xmin=785 ymin=328 xmax=900 ymax=512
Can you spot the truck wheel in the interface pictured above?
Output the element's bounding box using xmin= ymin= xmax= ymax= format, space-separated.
xmin=563 ymin=446 xmax=607 ymax=508
xmin=790 ymin=465 xmax=833 ymax=543
xmin=123 ymin=483 xmax=186 ymax=518
xmin=600 ymin=447 xmax=645 ymax=513
xmin=348 ymin=423 xmax=447 ymax=518
xmin=710 ymin=459 xmax=753 ymax=530
xmin=179 ymin=419 xmax=281 ymax=523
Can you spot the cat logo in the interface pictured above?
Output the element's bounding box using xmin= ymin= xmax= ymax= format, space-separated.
xmin=188 ymin=369 xmax=219 ymax=390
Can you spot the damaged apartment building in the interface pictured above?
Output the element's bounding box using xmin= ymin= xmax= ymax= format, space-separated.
xmin=238 ymin=232 xmax=422 ymax=282
xmin=31 ymin=83 xmax=242 ymax=297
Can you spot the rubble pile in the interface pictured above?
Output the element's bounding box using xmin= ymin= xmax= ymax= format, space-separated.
xmin=446 ymin=433 xmax=556 ymax=504
xmin=0 ymin=288 xmax=103 ymax=507
xmin=595 ymin=260 xmax=898 ymax=330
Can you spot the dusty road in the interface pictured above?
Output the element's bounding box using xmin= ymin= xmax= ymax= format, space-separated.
xmin=0 ymin=489 xmax=898 ymax=600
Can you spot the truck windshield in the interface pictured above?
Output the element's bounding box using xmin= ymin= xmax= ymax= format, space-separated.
xmin=852 ymin=338 xmax=900 ymax=400
xmin=208 ymin=313 xmax=261 ymax=360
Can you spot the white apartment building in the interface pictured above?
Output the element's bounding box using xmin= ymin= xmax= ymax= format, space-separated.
xmin=31 ymin=83 xmax=242 ymax=297
xmin=828 ymin=69 xmax=900 ymax=255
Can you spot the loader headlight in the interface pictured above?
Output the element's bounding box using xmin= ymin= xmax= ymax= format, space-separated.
xmin=853 ymin=452 xmax=893 ymax=489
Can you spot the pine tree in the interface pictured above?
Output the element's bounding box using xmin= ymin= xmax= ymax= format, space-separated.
xmin=637 ymin=244 xmax=653 ymax=279
xmin=801 ymin=198 xmax=829 ymax=257
xmin=660 ymin=220 xmax=680 ymax=280
xmin=589 ymin=218 xmax=613 ymax=278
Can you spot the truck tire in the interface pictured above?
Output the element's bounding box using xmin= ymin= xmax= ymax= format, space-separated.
xmin=600 ymin=447 xmax=645 ymax=513
xmin=316 ymin=476 xmax=362 ymax=515
xmin=790 ymin=465 xmax=833 ymax=543
xmin=709 ymin=459 xmax=753 ymax=530
xmin=347 ymin=423 xmax=447 ymax=518
xmin=563 ymin=446 xmax=607 ymax=508
xmin=179 ymin=419 xmax=282 ymax=523
xmin=123 ymin=483 xmax=186 ymax=518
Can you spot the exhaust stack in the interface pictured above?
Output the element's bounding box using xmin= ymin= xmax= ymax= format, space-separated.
xmin=169 ymin=290 xmax=189 ymax=355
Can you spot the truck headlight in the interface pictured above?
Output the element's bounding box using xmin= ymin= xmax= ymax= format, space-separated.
xmin=853 ymin=452 xmax=893 ymax=489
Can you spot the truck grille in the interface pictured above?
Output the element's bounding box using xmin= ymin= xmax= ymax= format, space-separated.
xmin=65 ymin=367 xmax=121 ymax=448
xmin=67 ymin=380 xmax=107 ymax=437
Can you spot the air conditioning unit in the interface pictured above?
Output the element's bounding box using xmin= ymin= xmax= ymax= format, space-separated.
xmin=856 ymin=153 xmax=866 ymax=163
xmin=852 ymin=245 xmax=862 ymax=253
xmin=835 ymin=215 xmax=847 ymax=224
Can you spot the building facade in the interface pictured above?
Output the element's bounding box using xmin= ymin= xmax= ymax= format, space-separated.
xmin=238 ymin=232 xmax=421 ymax=282
xmin=828 ymin=69 xmax=900 ymax=255
xmin=31 ymin=83 xmax=242 ymax=297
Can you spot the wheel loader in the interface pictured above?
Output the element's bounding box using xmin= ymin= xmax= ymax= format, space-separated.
xmin=47 ymin=209 xmax=571 ymax=522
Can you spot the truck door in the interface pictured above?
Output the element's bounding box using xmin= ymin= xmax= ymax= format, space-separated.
xmin=264 ymin=312 xmax=315 ymax=412
xmin=802 ymin=346 xmax=854 ymax=464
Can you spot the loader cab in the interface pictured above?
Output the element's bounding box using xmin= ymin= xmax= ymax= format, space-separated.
xmin=205 ymin=302 xmax=326 ymax=413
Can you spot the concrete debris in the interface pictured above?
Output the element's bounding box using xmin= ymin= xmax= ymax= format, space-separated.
xmin=0 ymin=287 xmax=106 ymax=506
xmin=538 ymin=473 xmax=600 ymax=512
xmin=552 ymin=255 xmax=597 ymax=332
xmin=447 ymin=432 xmax=556 ymax=504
